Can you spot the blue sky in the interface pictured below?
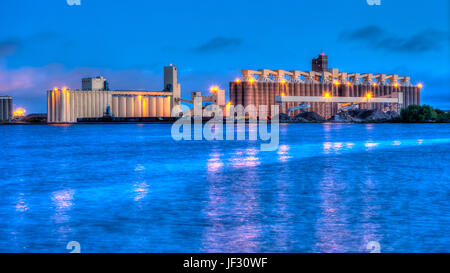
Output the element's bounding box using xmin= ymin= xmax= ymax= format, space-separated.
xmin=0 ymin=0 xmax=449 ymax=112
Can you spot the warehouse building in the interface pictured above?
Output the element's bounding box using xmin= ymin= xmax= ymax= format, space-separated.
xmin=0 ymin=96 xmax=13 ymax=122
xmin=230 ymin=54 xmax=422 ymax=118
xmin=47 ymin=66 xmax=181 ymax=123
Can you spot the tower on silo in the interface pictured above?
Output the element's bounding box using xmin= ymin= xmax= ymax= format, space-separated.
xmin=82 ymin=76 xmax=109 ymax=91
xmin=312 ymin=53 xmax=328 ymax=72
xmin=164 ymin=65 xmax=181 ymax=114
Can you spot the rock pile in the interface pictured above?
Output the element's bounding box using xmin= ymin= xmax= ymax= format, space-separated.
xmin=278 ymin=113 xmax=290 ymax=121
xmin=329 ymin=109 xmax=400 ymax=122
xmin=278 ymin=112 xmax=326 ymax=122
xmin=295 ymin=112 xmax=326 ymax=122
xmin=278 ymin=109 xmax=400 ymax=122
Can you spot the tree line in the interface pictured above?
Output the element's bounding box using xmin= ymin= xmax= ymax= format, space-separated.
xmin=400 ymin=105 xmax=450 ymax=123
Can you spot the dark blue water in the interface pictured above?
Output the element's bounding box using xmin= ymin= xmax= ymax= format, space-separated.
xmin=0 ymin=123 xmax=449 ymax=253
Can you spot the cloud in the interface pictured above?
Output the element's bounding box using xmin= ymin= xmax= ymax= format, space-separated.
xmin=339 ymin=26 xmax=448 ymax=53
xmin=194 ymin=37 xmax=243 ymax=53
xmin=0 ymin=40 xmax=20 ymax=57
xmin=0 ymin=32 xmax=59 ymax=58
xmin=0 ymin=66 xmax=37 ymax=92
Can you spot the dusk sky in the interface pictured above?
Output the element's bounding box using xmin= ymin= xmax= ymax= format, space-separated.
xmin=0 ymin=0 xmax=449 ymax=113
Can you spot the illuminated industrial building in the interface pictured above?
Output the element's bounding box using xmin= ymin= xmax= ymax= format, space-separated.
xmin=0 ymin=96 xmax=13 ymax=122
xmin=230 ymin=54 xmax=422 ymax=118
xmin=47 ymin=66 xmax=181 ymax=123
xmin=180 ymin=86 xmax=226 ymax=117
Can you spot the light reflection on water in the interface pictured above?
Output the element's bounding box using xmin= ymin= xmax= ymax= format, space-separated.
xmin=230 ymin=148 xmax=261 ymax=168
xmin=51 ymin=189 xmax=75 ymax=243
xmin=360 ymin=177 xmax=382 ymax=253
xmin=277 ymin=144 xmax=291 ymax=162
xmin=314 ymin=154 xmax=349 ymax=253
xmin=207 ymin=152 xmax=223 ymax=172
xmin=202 ymin=147 xmax=262 ymax=252
xmin=133 ymin=182 xmax=149 ymax=202
xmin=365 ymin=142 xmax=379 ymax=149
xmin=0 ymin=123 xmax=449 ymax=253
xmin=52 ymin=190 xmax=74 ymax=214
xmin=15 ymin=193 xmax=29 ymax=213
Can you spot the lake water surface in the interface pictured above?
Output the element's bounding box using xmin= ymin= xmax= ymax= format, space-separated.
xmin=0 ymin=123 xmax=449 ymax=252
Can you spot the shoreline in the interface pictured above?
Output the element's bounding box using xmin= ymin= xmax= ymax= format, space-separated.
xmin=1 ymin=120 xmax=449 ymax=125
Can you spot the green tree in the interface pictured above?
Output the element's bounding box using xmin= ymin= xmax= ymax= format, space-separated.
xmin=435 ymin=108 xmax=450 ymax=122
xmin=400 ymin=105 xmax=438 ymax=122
xmin=401 ymin=105 xmax=423 ymax=122
xmin=421 ymin=105 xmax=438 ymax=121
